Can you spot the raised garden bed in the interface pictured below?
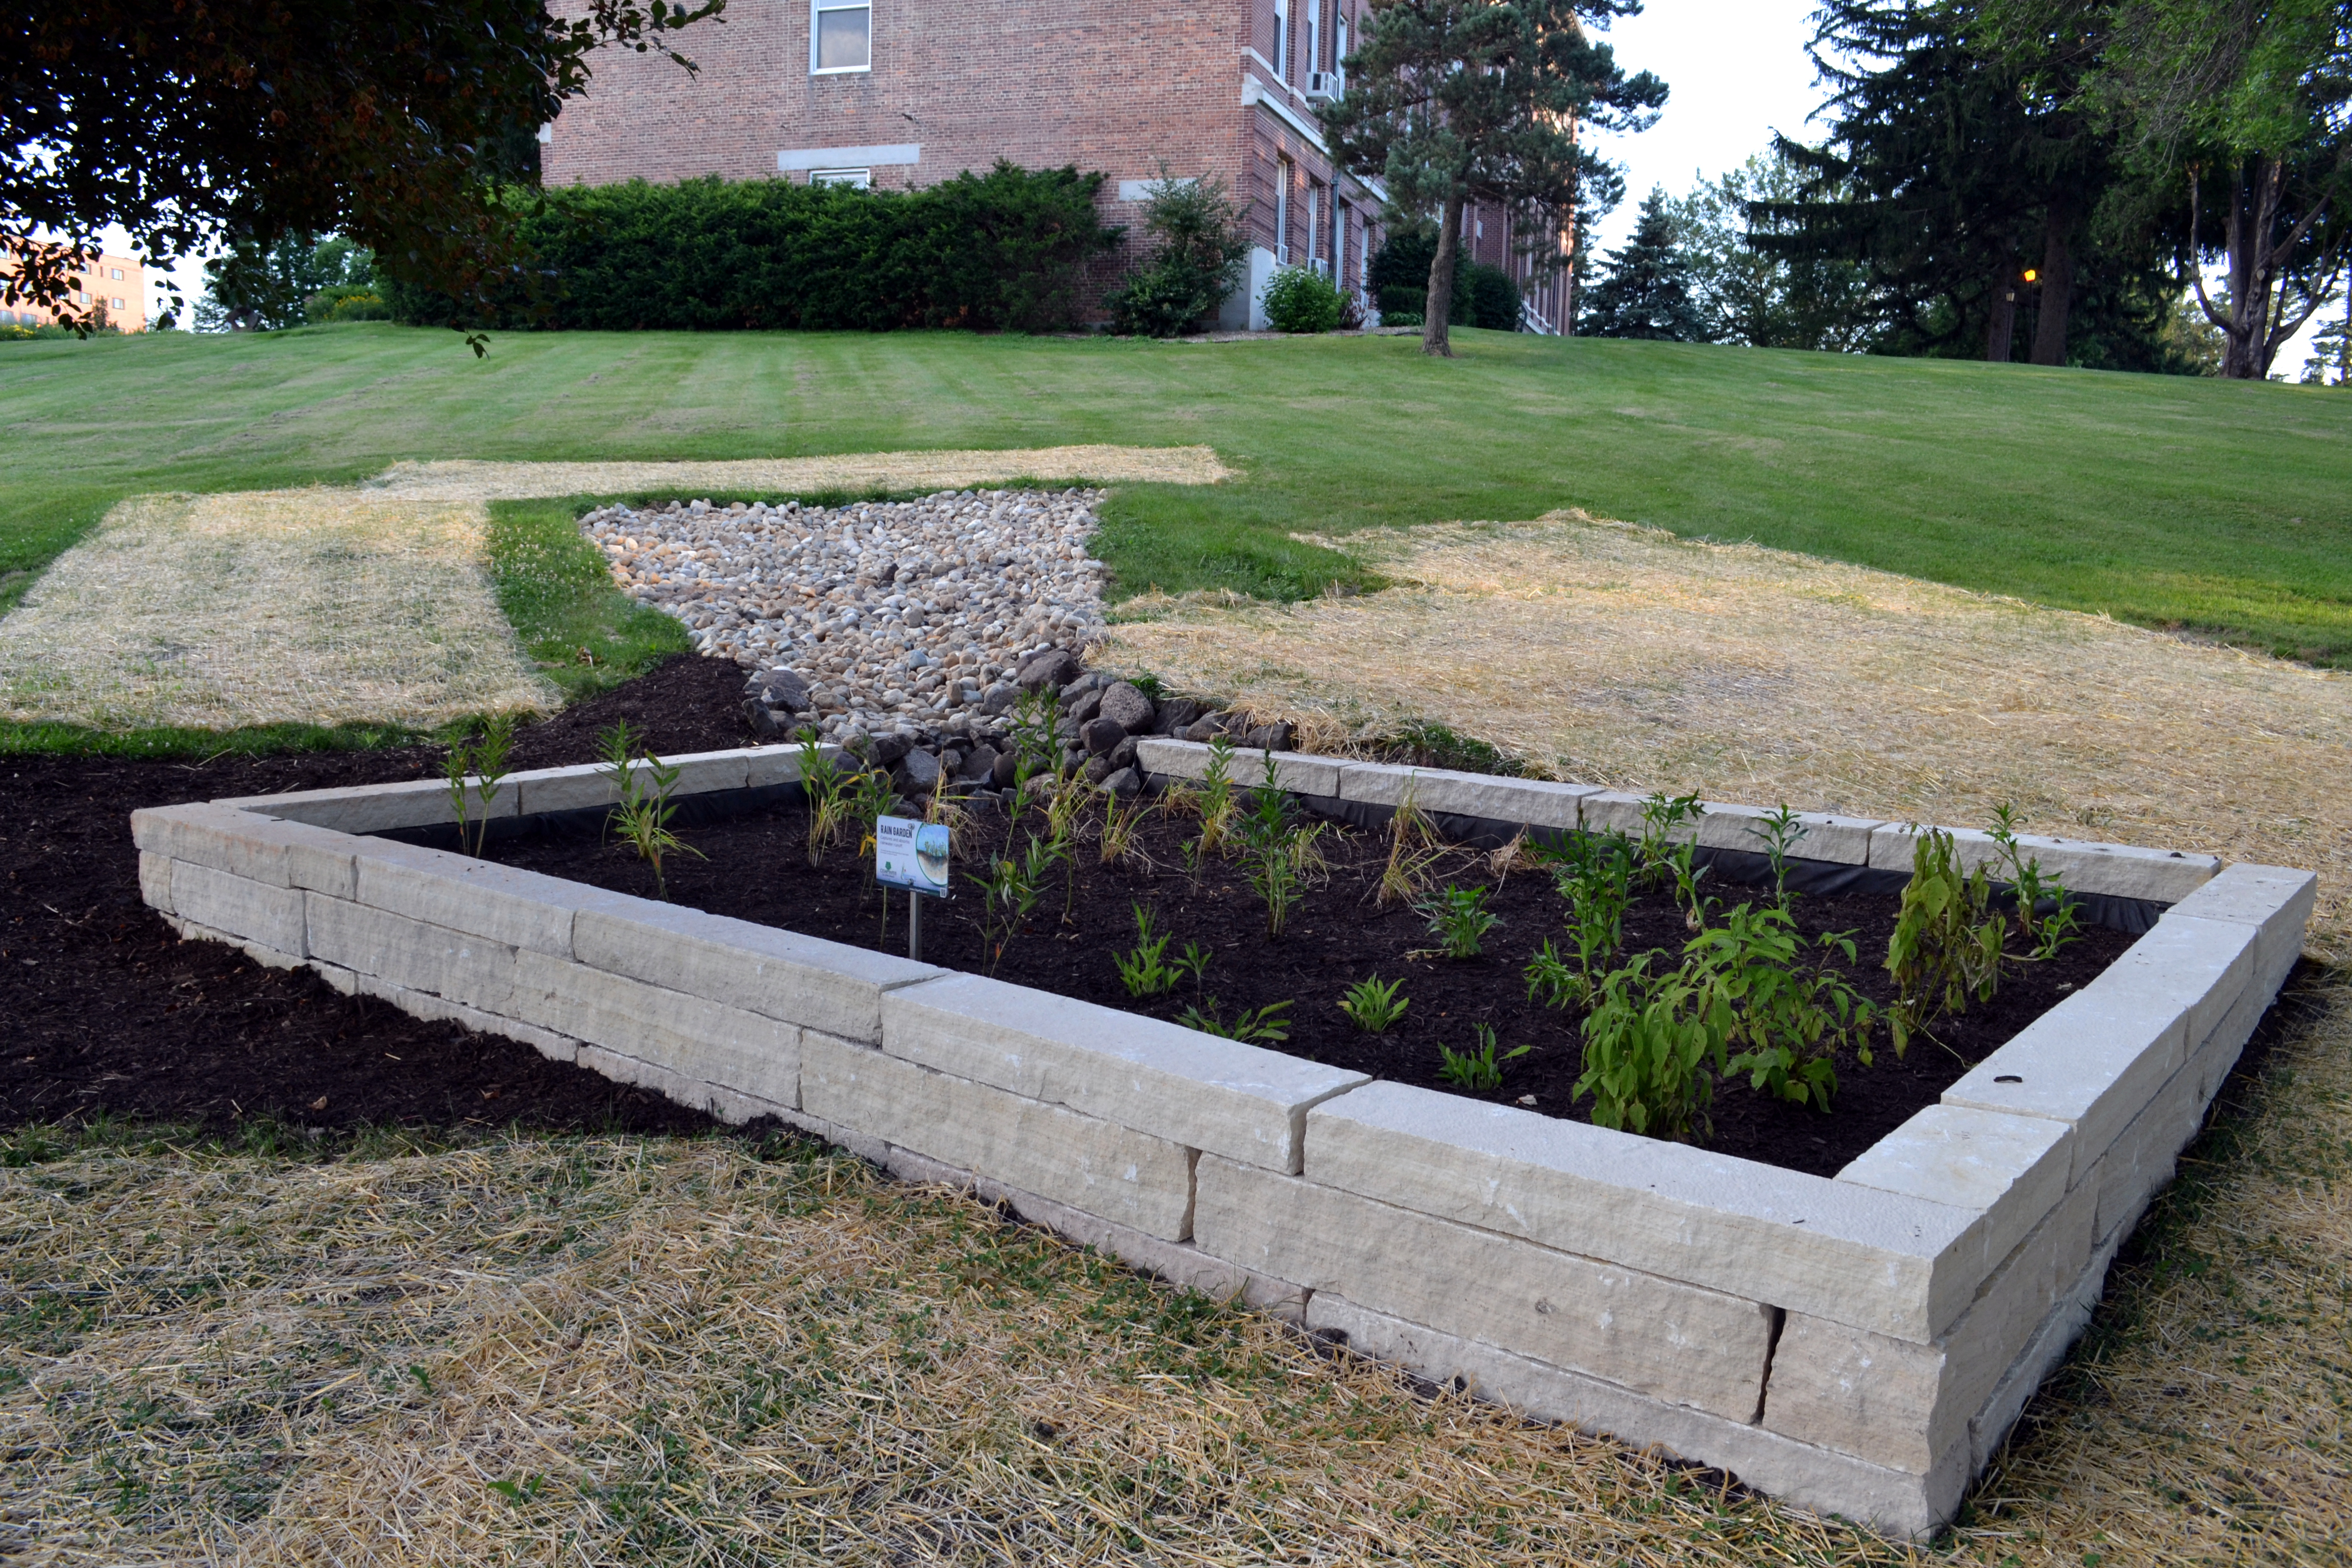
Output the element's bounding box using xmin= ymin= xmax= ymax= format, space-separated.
xmin=126 ymin=739 xmax=2317 ymax=1537
xmin=468 ymin=768 xmax=2136 ymax=1179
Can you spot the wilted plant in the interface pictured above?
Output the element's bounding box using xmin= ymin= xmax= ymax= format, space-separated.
xmin=1339 ymin=974 xmax=1410 ymax=1034
xmin=1177 ymin=996 xmax=1291 ymax=1045
xmin=1374 ymin=785 xmax=1445 ymax=910
xmin=1099 ymin=793 xmax=1149 ymax=866
xmin=1750 ymin=804 xmax=1809 ymax=910
xmin=1884 ymin=827 xmax=2005 ymax=1057
xmin=1417 ymin=883 xmax=1500 ymax=960
xmin=1437 ymin=1023 xmax=1531 ymax=1092
xmin=597 ymin=722 xmax=703 ymax=901
xmin=1987 ymin=803 xmax=2084 ymax=960
xmin=442 ymin=713 xmax=516 ymax=858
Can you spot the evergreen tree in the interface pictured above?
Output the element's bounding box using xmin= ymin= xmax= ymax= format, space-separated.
xmin=1665 ymin=148 xmax=1878 ymax=350
xmin=1580 ymin=191 xmax=1711 ymax=340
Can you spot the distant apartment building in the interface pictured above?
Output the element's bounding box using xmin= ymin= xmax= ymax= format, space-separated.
xmin=3 ymin=249 xmax=148 ymax=331
xmin=545 ymin=1 xmax=1570 ymax=331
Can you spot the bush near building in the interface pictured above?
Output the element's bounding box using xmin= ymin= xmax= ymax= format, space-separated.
xmin=1261 ymin=266 xmax=1349 ymax=333
xmin=387 ymin=164 xmax=1119 ymax=334
xmin=1367 ymin=231 xmax=1521 ymax=329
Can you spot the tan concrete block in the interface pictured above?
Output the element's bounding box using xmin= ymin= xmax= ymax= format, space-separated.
xmin=1305 ymin=1081 xmax=1983 ymax=1342
xmin=168 ymin=862 xmax=308 ymax=957
xmin=510 ymin=947 xmax=799 ymax=1109
xmin=139 ymin=851 xmax=177 ymax=916
xmin=164 ymin=916 xmax=305 ymax=972
xmin=1576 ymin=790 xmax=1659 ymax=838
xmin=800 ymin=1032 xmax=1195 ymax=1241
xmin=880 ymin=973 xmax=1364 ymax=1172
xmin=1334 ymin=762 xmax=1596 ymax=829
xmin=305 ymin=893 xmax=517 ymax=1014
xmin=132 ymin=802 xmax=359 ymax=898
xmin=2099 ymin=914 xmax=2255 ymax=1052
xmin=2166 ymin=863 xmax=2318 ymax=998
xmin=1866 ymin=822 xmax=2216 ymax=902
xmin=1836 ymin=1105 xmax=2072 ymax=1280
xmin=353 ymin=839 xmax=628 ymax=958
xmin=1196 ymin=1156 xmax=1775 ymax=1421
xmin=746 ymin=742 xmax=841 ymax=789
xmin=214 ymin=776 xmax=517 ymax=835
xmin=1132 ymin=737 xmax=1341 ymax=796
xmin=344 ymin=970 xmax=579 ymax=1064
xmin=573 ymin=900 xmax=939 ymax=1042
xmin=1307 ymin=1291 xmax=1967 ymax=1538
xmin=511 ymin=747 xmax=761 ymax=816
xmin=1694 ymin=804 xmax=1883 ymax=866
xmin=574 ymin=1041 xmax=791 ymax=1124
xmin=1942 ymin=984 xmax=2190 ymax=1185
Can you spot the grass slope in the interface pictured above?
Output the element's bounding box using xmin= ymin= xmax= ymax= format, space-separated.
xmin=4 ymin=321 xmax=2349 ymax=663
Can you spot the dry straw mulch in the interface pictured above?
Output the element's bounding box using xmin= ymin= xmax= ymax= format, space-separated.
xmin=0 ymin=491 xmax=555 ymax=731
xmin=360 ymin=445 xmax=1234 ymax=502
xmin=2 ymin=982 xmax=2344 ymax=1565
xmin=1107 ymin=512 xmax=2352 ymax=960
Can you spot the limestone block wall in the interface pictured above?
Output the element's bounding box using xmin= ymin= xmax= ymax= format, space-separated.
xmin=128 ymin=742 xmax=2315 ymax=1537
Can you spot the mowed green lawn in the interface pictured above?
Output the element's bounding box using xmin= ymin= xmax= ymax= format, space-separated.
xmin=5 ymin=320 xmax=2349 ymax=663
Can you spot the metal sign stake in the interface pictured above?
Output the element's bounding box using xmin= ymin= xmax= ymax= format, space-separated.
xmin=909 ymin=887 xmax=922 ymax=963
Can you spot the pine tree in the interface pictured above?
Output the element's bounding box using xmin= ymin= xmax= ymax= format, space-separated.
xmin=1580 ymin=191 xmax=1712 ymax=340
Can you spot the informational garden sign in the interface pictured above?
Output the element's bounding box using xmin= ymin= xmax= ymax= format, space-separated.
xmin=875 ymin=815 xmax=951 ymax=897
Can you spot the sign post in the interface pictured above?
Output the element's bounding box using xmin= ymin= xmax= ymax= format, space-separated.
xmin=874 ymin=814 xmax=951 ymax=962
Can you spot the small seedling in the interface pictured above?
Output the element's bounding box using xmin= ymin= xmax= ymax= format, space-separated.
xmin=1437 ymin=1023 xmax=1531 ymax=1092
xmin=1172 ymin=939 xmax=1213 ymax=990
xmin=968 ymin=831 xmax=1063 ymax=974
xmin=1007 ymin=685 xmax=1063 ymax=808
xmin=1638 ymin=790 xmax=1712 ymax=927
xmin=443 ymin=712 xmax=516 ymax=857
xmin=1417 ymin=883 xmax=1500 ymax=960
xmin=797 ymin=728 xmax=849 ymax=867
xmin=1114 ymin=904 xmax=1182 ymax=998
xmin=1338 ymin=974 xmax=1409 ymax=1034
xmin=1191 ymin=736 xmax=1240 ymax=861
xmin=1176 ymin=996 xmax=1292 ymax=1046
xmin=1238 ymin=750 xmax=1312 ymax=936
xmin=1524 ymin=939 xmax=1587 ymax=1010
xmin=598 ymin=722 xmax=704 ymax=900
xmin=1750 ymin=804 xmax=1809 ymax=909
xmin=1987 ymin=803 xmax=2085 ymax=960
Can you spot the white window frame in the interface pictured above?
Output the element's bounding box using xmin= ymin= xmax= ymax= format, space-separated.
xmin=1332 ymin=200 xmax=1348 ymax=296
xmin=1272 ymin=0 xmax=1289 ymax=82
xmin=1306 ymin=1 xmax=1320 ymax=77
xmin=811 ymin=167 xmax=872 ymax=189
xmin=1306 ymin=180 xmax=1322 ymax=270
xmin=812 ymin=0 xmax=872 ymax=75
xmin=1274 ymin=156 xmax=1293 ymax=264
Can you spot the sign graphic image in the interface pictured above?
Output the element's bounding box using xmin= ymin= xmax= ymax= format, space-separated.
xmin=875 ymin=815 xmax=952 ymax=895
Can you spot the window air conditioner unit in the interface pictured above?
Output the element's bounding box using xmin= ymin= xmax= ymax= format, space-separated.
xmin=1305 ymin=69 xmax=1343 ymax=100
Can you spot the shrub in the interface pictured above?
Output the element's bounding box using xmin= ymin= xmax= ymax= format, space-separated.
xmin=1105 ymin=170 xmax=1250 ymax=337
xmin=309 ymin=284 xmax=391 ymax=323
xmin=1367 ymin=231 xmax=1521 ymax=329
xmin=1261 ymin=265 xmax=1346 ymax=333
xmin=1463 ymin=262 xmax=1523 ymax=330
xmin=387 ymin=163 xmax=1120 ymax=333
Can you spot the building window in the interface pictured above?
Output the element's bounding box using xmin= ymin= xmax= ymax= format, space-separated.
xmin=111 ymin=297 xmax=126 ymax=310
xmin=110 ymin=267 xmax=124 ymax=281
xmin=813 ymin=0 xmax=871 ymax=73
xmin=1306 ymin=181 xmax=1324 ymax=273
xmin=1333 ymin=200 xmax=1348 ymax=294
xmin=811 ymin=168 xmax=872 ymax=189
xmin=1272 ymin=0 xmax=1289 ymax=81
xmin=1274 ymin=157 xmax=1292 ymax=264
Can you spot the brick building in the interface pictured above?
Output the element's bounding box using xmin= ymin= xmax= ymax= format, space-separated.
xmin=3 ymin=249 xmax=148 ymax=331
xmin=545 ymin=1 xmax=1569 ymax=331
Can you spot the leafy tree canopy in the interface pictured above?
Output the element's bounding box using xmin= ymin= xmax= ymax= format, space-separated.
xmin=4 ymin=0 xmax=723 ymax=340
xmin=1321 ymin=0 xmax=1665 ymax=355
xmin=195 ymin=234 xmax=373 ymax=332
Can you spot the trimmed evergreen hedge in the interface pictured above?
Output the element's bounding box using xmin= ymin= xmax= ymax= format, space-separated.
xmin=387 ymin=163 xmax=1120 ymax=332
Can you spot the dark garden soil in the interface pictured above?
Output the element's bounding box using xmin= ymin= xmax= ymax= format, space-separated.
xmin=488 ymin=791 xmax=2135 ymax=1179
xmin=2 ymin=655 xmax=751 ymax=1139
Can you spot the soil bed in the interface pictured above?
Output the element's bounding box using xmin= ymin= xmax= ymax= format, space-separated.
xmin=489 ymin=787 xmax=2133 ymax=1177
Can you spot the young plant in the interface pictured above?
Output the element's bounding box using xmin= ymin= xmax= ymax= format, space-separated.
xmin=1114 ymin=904 xmax=1182 ymax=998
xmin=1533 ymin=830 xmax=1635 ymax=990
xmin=442 ymin=713 xmax=517 ymax=858
xmin=1524 ymin=939 xmax=1587 ymax=1010
xmin=1175 ymin=996 xmax=1292 ymax=1045
xmin=1338 ymin=974 xmax=1410 ymax=1034
xmin=796 ymin=728 xmax=849 ymax=868
xmin=1190 ymin=736 xmax=1239 ymax=862
xmin=1099 ymin=793 xmax=1148 ymax=867
xmin=597 ymin=723 xmax=704 ymax=901
xmin=1684 ymin=903 xmax=1877 ymax=1111
xmin=1750 ymin=804 xmax=1810 ymax=910
xmin=969 ymin=831 xmax=1063 ymax=974
xmin=1575 ymin=954 xmax=1726 ymax=1143
xmin=1436 ymin=1023 xmax=1532 ymax=1093
xmin=1987 ymin=803 xmax=2085 ymax=961
xmin=1374 ymin=785 xmax=1444 ymax=910
xmin=1638 ymin=790 xmax=1711 ymax=928
xmin=1884 ymin=827 xmax=2006 ymax=1057
xmin=1237 ymin=750 xmax=1309 ymax=936
xmin=1416 ymin=883 xmax=1500 ymax=960
xmin=1007 ymin=685 xmax=1063 ymax=804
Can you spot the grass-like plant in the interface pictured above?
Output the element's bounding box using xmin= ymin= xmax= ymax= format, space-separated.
xmin=969 ymin=831 xmax=1066 ymax=974
xmin=796 ymin=728 xmax=849 ymax=868
xmin=1114 ymin=904 xmax=1187 ymax=998
xmin=1524 ymin=939 xmax=1586 ymax=1010
xmin=1749 ymin=804 xmax=1809 ymax=910
xmin=1436 ymin=1023 xmax=1531 ymax=1092
xmin=442 ymin=713 xmax=516 ymax=858
xmin=1884 ymin=827 xmax=2005 ymax=1057
xmin=1375 ymin=785 xmax=1444 ymax=910
xmin=1338 ymin=974 xmax=1409 ymax=1034
xmin=597 ymin=721 xmax=704 ymax=901
xmin=1190 ymin=736 xmax=1240 ymax=863
xmin=1099 ymin=793 xmax=1148 ymax=866
xmin=1176 ymin=996 xmax=1291 ymax=1046
xmin=1416 ymin=883 xmax=1500 ymax=960
xmin=1987 ymin=803 xmax=2085 ymax=960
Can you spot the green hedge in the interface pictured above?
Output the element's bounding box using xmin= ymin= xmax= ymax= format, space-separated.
xmin=387 ymin=163 xmax=1120 ymax=332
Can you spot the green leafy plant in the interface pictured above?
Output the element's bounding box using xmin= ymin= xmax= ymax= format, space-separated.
xmin=1190 ymin=735 xmax=1240 ymax=863
xmin=797 ymin=727 xmax=849 ymax=867
xmin=1007 ymin=685 xmax=1063 ymax=812
xmin=1639 ymin=791 xmax=1711 ymax=927
xmin=1261 ymin=264 xmax=1347 ymax=333
xmin=1575 ymin=954 xmax=1726 ymax=1142
xmin=969 ymin=831 xmax=1064 ymax=975
xmin=1524 ymin=939 xmax=1586 ymax=1009
xmin=1685 ymin=903 xmax=1877 ymax=1111
xmin=1750 ymin=804 xmax=1810 ymax=910
xmin=1417 ymin=882 xmax=1500 ymax=960
xmin=1437 ymin=1023 xmax=1532 ymax=1092
xmin=1115 ymin=904 xmax=1183 ymax=998
xmin=1529 ymin=830 xmax=1635 ymax=996
xmin=1104 ymin=167 xmax=1251 ymax=337
xmin=1884 ymin=828 xmax=2005 ymax=1057
xmin=1237 ymin=750 xmax=1312 ymax=936
xmin=1339 ymin=974 xmax=1410 ymax=1034
xmin=1176 ymin=997 xmax=1292 ymax=1046
xmin=597 ymin=722 xmax=704 ymax=901
xmin=1987 ymin=803 xmax=2085 ymax=961
xmin=442 ymin=713 xmax=516 ymax=858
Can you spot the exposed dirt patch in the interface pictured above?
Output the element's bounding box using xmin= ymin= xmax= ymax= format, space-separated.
xmin=0 ymin=655 xmax=748 ymax=1134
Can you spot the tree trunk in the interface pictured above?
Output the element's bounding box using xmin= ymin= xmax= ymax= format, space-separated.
xmin=1424 ymin=192 xmax=1462 ymax=358
xmin=1984 ymin=269 xmax=2017 ymax=363
xmin=2029 ymin=203 xmax=2077 ymax=367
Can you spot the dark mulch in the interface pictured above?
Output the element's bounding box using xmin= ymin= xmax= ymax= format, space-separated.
xmin=1 ymin=655 xmax=750 ymax=1137
xmin=487 ymin=790 xmax=2133 ymax=1178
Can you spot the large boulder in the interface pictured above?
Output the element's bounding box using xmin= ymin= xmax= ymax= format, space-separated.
xmin=750 ymin=668 xmax=811 ymax=712
xmin=958 ymin=744 xmax=1000 ymax=782
xmin=1016 ymin=648 xmax=1083 ymax=692
xmin=1241 ymin=721 xmax=1296 ymax=753
xmin=1080 ymin=715 xmax=1128 ymax=756
xmin=1153 ymin=697 xmax=1205 ymax=735
xmin=895 ymin=748 xmax=943 ymax=794
xmin=1096 ymin=681 xmax=1156 ymax=734
xmin=1063 ymin=688 xmax=1106 ymax=726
